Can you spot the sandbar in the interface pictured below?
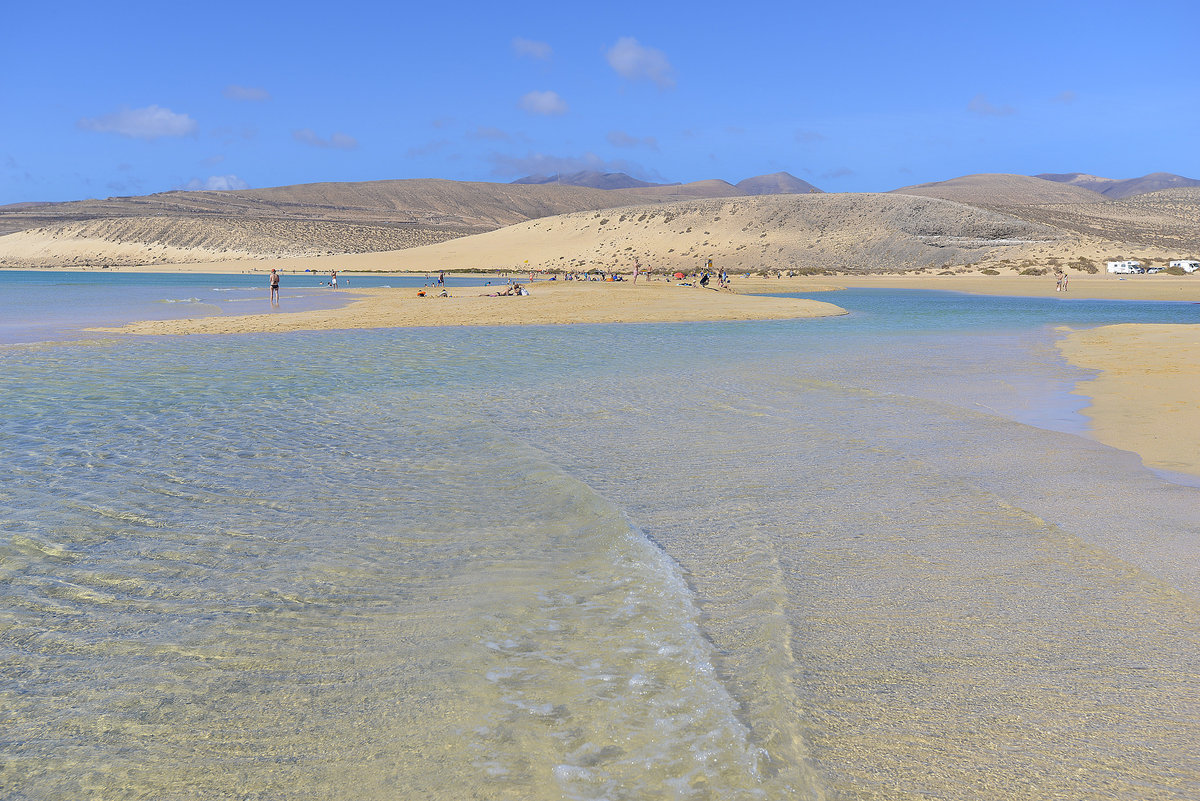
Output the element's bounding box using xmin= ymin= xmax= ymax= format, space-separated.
xmin=89 ymin=280 xmax=846 ymax=336
xmin=1056 ymin=324 xmax=1200 ymax=478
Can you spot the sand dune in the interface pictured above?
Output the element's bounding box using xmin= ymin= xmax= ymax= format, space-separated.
xmin=0 ymin=216 xmax=468 ymax=268
xmin=346 ymin=192 xmax=1057 ymax=274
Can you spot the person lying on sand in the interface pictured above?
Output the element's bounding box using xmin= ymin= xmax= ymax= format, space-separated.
xmin=481 ymin=284 xmax=528 ymax=297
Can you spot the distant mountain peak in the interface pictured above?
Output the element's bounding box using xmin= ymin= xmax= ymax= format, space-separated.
xmin=511 ymin=171 xmax=669 ymax=190
xmin=1036 ymin=171 xmax=1200 ymax=199
xmin=736 ymin=171 xmax=822 ymax=195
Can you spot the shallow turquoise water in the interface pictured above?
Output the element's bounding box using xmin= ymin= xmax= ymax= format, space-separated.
xmin=0 ymin=271 xmax=516 ymax=344
xmin=1 ymin=290 xmax=1198 ymax=800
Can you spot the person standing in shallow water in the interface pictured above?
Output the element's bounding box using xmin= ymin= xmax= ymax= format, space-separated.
xmin=269 ymin=268 xmax=280 ymax=305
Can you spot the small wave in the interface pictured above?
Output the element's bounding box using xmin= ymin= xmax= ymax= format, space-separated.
xmin=157 ymin=297 xmax=203 ymax=304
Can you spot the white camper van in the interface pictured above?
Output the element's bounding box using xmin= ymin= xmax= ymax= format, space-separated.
xmin=1168 ymin=259 xmax=1200 ymax=273
xmin=1106 ymin=260 xmax=1143 ymax=274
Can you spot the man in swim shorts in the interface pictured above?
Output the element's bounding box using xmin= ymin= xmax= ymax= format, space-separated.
xmin=269 ymin=268 xmax=280 ymax=303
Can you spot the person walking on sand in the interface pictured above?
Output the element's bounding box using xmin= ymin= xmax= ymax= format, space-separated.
xmin=269 ymin=268 xmax=280 ymax=304
xmin=633 ymin=259 xmax=640 ymax=284
xmin=1062 ymin=273 xmax=1069 ymax=292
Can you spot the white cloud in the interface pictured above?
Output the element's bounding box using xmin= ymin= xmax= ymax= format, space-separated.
xmin=293 ymin=129 xmax=359 ymax=149
xmin=183 ymin=174 xmax=250 ymax=191
xmin=606 ymin=37 xmax=675 ymax=88
xmin=78 ymin=105 xmax=197 ymax=139
xmin=513 ymin=37 xmax=552 ymax=60
xmin=519 ymin=90 xmax=568 ymax=116
xmin=967 ymin=94 xmax=1016 ymax=116
xmin=606 ymin=130 xmax=658 ymax=150
xmin=224 ymin=85 xmax=271 ymax=102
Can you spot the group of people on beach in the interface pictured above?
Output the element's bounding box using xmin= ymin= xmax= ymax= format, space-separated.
xmin=268 ymin=268 xmax=344 ymax=305
xmin=1056 ymin=272 xmax=1070 ymax=292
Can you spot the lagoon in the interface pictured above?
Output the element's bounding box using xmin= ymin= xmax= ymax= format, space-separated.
xmin=1 ymin=285 xmax=1197 ymax=799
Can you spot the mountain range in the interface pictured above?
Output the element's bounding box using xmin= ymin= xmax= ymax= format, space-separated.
xmin=513 ymin=170 xmax=822 ymax=194
xmin=1 ymin=170 xmax=1197 ymax=270
xmin=1034 ymin=172 xmax=1200 ymax=200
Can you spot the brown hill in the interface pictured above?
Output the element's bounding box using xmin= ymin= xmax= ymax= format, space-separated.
xmin=0 ymin=178 xmax=748 ymax=267
xmin=736 ymin=172 xmax=822 ymax=195
xmin=996 ymin=187 xmax=1200 ymax=253
xmin=892 ymin=174 xmax=1105 ymax=206
xmin=0 ymin=178 xmax=745 ymax=237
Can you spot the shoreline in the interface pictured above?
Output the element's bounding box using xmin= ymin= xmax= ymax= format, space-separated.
xmin=745 ymin=272 xmax=1200 ymax=303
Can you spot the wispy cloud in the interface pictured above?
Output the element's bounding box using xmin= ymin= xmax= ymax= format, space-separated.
xmin=513 ymin=37 xmax=552 ymax=60
xmin=606 ymin=37 xmax=676 ymax=88
xmin=1051 ymin=90 xmax=1077 ymax=104
xmin=78 ymin=105 xmax=197 ymax=139
xmin=967 ymin=93 xmax=1016 ymax=116
xmin=183 ymin=174 xmax=250 ymax=191
xmin=406 ymin=139 xmax=450 ymax=158
xmin=795 ymin=129 xmax=826 ymax=143
xmin=468 ymin=126 xmax=511 ymax=141
xmin=519 ymin=90 xmax=568 ymax=116
xmin=293 ymin=129 xmax=359 ymax=150
xmin=606 ymin=130 xmax=658 ymax=150
xmin=820 ymin=167 xmax=855 ymax=179
xmin=224 ymin=85 xmax=270 ymax=102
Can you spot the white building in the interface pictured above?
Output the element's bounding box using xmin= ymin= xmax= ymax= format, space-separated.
xmin=1169 ymin=259 xmax=1200 ymax=273
xmin=1106 ymin=260 xmax=1143 ymax=274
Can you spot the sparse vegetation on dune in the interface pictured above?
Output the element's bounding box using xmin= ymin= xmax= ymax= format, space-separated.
xmin=377 ymin=193 xmax=1059 ymax=274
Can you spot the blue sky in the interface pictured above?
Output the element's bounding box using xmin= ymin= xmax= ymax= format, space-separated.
xmin=3 ymin=0 xmax=1197 ymax=205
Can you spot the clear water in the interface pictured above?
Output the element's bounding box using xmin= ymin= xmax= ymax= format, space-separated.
xmin=2 ymin=285 xmax=1198 ymax=800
